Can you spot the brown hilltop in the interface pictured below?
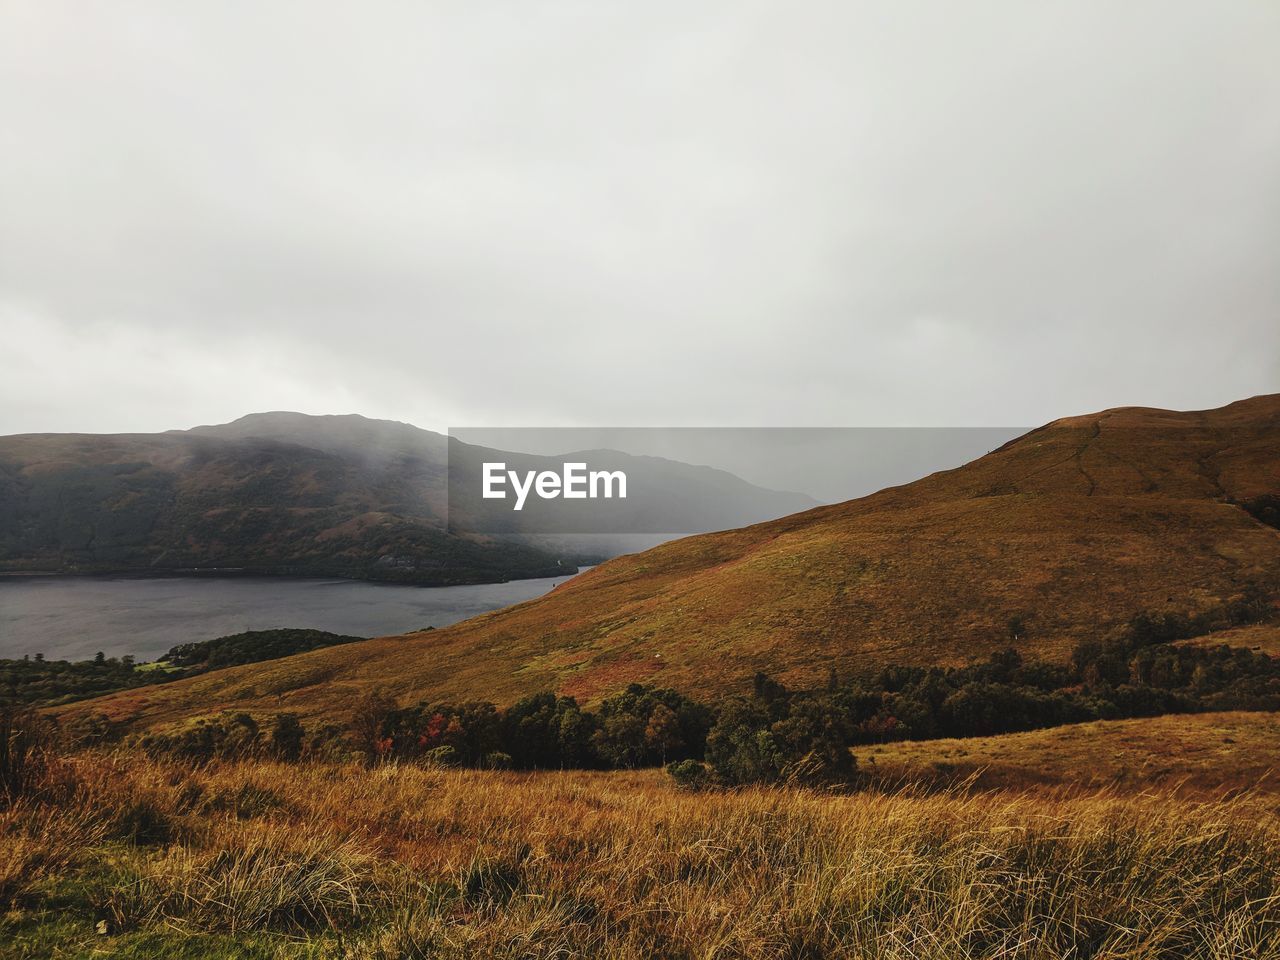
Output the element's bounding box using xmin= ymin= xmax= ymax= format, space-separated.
xmin=63 ymin=395 xmax=1280 ymax=730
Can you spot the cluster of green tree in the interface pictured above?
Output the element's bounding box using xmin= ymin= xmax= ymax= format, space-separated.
xmin=1 ymin=629 xmax=366 ymax=707
xmin=120 ymin=685 xmax=714 ymax=772
xmin=733 ymin=637 xmax=1280 ymax=758
xmin=336 ymin=685 xmax=711 ymax=770
xmin=130 ymin=712 xmax=318 ymax=763
xmin=688 ymin=675 xmax=861 ymax=787
xmin=161 ymin=628 xmax=363 ymax=669
xmin=679 ymin=591 xmax=1279 ymax=786
xmin=0 ymin=652 xmax=152 ymax=707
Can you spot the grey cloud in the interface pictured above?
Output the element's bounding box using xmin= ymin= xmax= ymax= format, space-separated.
xmin=1 ymin=1 xmax=1277 ymax=435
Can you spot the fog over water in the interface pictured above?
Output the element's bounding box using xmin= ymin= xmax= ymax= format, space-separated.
xmin=0 ymin=572 xmax=582 ymax=662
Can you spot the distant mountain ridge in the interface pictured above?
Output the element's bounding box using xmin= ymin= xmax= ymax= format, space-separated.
xmin=0 ymin=412 xmax=816 ymax=584
xmin=187 ymin=412 xmax=447 ymax=465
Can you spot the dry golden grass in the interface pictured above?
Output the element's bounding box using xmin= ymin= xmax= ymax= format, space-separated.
xmin=0 ymin=800 xmax=104 ymax=910
xmin=863 ymin=711 xmax=1280 ymax=792
xmin=5 ymin=745 xmax=1280 ymax=959
xmin=57 ymin=395 xmax=1280 ymax=732
xmin=1177 ymin=623 xmax=1280 ymax=657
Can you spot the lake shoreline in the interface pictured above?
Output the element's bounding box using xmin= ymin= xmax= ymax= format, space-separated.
xmin=0 ymin=568 xmax=588 ymax=662
xmin=0 ymin=563 xmax=581 ymax=588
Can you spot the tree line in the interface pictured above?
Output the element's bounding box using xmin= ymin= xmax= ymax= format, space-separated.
xmin=0 ymin=629 xmax=364 ymax=708
xmin=42 ymin=586 xmax=1279 ymax=787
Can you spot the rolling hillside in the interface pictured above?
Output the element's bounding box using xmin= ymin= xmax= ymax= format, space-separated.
xmin=863 ymin=710 xmax=1280 ymax=792
xmin=0 ymin=412 xmax=813 ymax=585
xmin=61 ymin=395 xmax=1280 ymax=730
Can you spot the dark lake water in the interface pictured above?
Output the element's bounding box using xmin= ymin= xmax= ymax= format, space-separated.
xmin=0 ymin=571 xmax=585 ymax=662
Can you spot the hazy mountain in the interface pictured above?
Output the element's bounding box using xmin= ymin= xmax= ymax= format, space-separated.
xmin=0 ymin=412 xmax=816 ymax=584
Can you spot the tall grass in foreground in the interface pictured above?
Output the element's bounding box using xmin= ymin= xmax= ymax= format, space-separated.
xmin=3 ymin=751 xmax=1280 ymax=958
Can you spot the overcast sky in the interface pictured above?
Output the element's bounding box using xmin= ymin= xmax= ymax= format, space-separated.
xmin=2 ymin=1 xmax=1277 ymax=436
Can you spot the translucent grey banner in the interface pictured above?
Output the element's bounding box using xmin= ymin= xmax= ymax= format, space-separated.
xmin=447 ymin=427 xmax=1026 ymax=537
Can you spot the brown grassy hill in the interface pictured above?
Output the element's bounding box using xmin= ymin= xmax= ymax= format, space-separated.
xmin=62 ymin=395 xmax=1280 ymax=730
xmin=1176 ymin=622 xmax=1280 ymax=657
xmin=863 ymin=710 xmax=1280 ymax=793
